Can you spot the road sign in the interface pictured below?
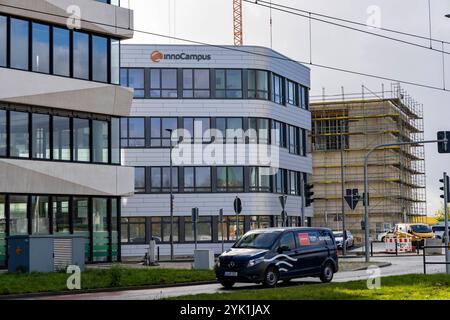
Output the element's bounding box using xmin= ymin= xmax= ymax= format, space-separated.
xmin=234 ymin=196 xmax=242 ymax=214
xmin=437 ymin=131 xmax=450 ymax=153
xmin=344 ymin=188 xmax=360 ymax=211
xmin=279 ymin=195 xmax=287 ymax=209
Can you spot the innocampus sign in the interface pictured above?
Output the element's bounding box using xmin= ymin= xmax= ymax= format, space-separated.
xmin=151 ymin=50 xmax=212 ymax=63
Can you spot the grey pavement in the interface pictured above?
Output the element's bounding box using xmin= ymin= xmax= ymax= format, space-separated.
xmin=31 ymin=253 xmax=448 ymax=300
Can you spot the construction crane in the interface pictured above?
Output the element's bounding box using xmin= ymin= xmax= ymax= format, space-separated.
xmin=233 ymin=0 xmax=243 ymax=46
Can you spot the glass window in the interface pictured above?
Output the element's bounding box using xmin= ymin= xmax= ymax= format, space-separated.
xmin=10 ymin=18 xmax=29 ymax=70
xmin=217 ymin=167 xmax=244 ymax=192
xmin=250 ymin=167 xmax=271 ymax=192
xmin=0 ymin=195 xmax=5 ymax=266
xmin=92 ymin=120 xmax=109 ymax=163
xmin=279 ymin=232 xmax=296 ymax=250
xmin=150 ymin=217 xmax=161 ymax=242
xmin=125 ymin=69 xmax=145 ymax=98
xmin=73 ymin=31 xmax=90 ymax=80
xmin=121 ymin=117 xmax=145 ymax=147
xmin=32 ymin=113 xmax=50 ymax=159
xmin=300 ymin=86 xmax=309 ymax=110
xmin=0 ymin=16 xmax=6 ymax=67
xmin=289 ymin=125 xmax=299 ymax=155
xmin=135 ymin=167 xmax=146 ymax=193
xmin=184 ymin=167 xmax=211 ymax=192
xmin=287 ymin=80 xmax=298 ymax=106
xmin=183 ymin=117 xmax=210 ymax=143
xmin=111 ymin=118 xmax=120 ymax=164
xmin=183 ymin=69 xmax=210 ymax=98
xmin=53 ymin=27 xmax=70 ymax=76
xmin=53 ymin=197 xmax=70 ymax=234
xmin=92 ymin=198 xmax=108 ymax=262
xmin=31 ymin=196 xmax=49 ymax=235
xmin=219 ymin=216 xmax=245 ymax=241
xmin=272 ymin=74 xmax=284 ymax=104
xmin=150 ymin=118 xmax=177 ymax=147
xmin=162 ymin=167 xmax=178 ymax=192
xmin=73 ymin=197 xmax=90 ymax=259
xmin=184 ymin=216 xmax=212 ymax=242
xmin=274 ymin=169 xmax=287 ymax=194
xmin=162 ymin=217 xmax=179 ymax=242
xmin=248 ymin=70 xmax=268 ymax=99
xmin=289 ymin=171 xmax=298 ymax=195
xmin=9 ymin=195 xmax=28 ymax=235
xmin=111 ymin=199 xmax=119 ymax=261
xmin=121 ymin=217 xmax=146 ymax=244
xmin=216 ymin=117 xmax=243 ymax=143
xmin=111 ymin=39 xmax=120 ymax=85
xmin=92 ymin=35 xmax=108 ymax=82
xmin=73 ymin=118 xmax=90 ymax=162
xmin=0 ymin=109 xmax=6 ymax=156
xmin=248 ymin=118 xmax=269 ymax=144
xmin=53 ymin=116 xmax=71 ymax=161
xmin=215 ymin=69 xmax=242 ymax=98
xmin=32 ymin=23 xmax=50 ymax=73
xmin=150 ymin=69 xmax=178 ymax=98
xmin=10 ymin=111 xmax=29 ymax=158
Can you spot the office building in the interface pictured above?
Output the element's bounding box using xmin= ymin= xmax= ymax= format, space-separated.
xmin=0 ymin=0 xmax=134 ymax=266
xmin=120 ymin=44 xmax=312 ymax=258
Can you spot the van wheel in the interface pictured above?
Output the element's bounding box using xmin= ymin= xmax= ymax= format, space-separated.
xmin=320 ymin=262 xmax=334 ymax=283
xmin=220 ymin=281 xmax=235 ymax=289
xmin=263 ymin=267 xmax=279 ymax=288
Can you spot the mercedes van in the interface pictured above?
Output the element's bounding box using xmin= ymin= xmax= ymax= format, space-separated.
xmin=215 ymin=227 xmax=339 ymax=288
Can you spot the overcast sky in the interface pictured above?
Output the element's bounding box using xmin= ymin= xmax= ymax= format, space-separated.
xmin=122 ymin=0 xmax=450 ymax=216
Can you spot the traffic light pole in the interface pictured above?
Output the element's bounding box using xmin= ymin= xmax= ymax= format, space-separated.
xmin=363 ymin=139 xmax=447 ymax=263
xmin=443 ymin=172 xmax=450 ymax=274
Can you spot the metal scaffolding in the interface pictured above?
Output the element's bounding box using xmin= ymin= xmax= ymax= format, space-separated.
xmin=310 ymin=84 xmax=426 ymax=238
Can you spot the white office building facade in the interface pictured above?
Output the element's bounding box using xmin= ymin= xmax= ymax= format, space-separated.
xmin=120 ymin=44 xmax=312 ymax=258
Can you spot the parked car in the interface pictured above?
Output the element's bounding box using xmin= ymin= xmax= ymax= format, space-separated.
xmin=377 ymin=229 xmax=393 ymax=242
xmin=215 ymin=227 xmax=339 ymax=288
xmin=432 ymin=224 xmax=450 ymax=243
xmin=333 ymin=230 xmax=354 ymax=249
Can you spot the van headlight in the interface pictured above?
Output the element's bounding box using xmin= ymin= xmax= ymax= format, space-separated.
xmin=247 ymin=257 xmax=264 ymax=267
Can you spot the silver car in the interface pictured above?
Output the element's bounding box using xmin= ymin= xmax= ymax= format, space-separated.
xmin=333 ymin=230 xmax=354 ymax=249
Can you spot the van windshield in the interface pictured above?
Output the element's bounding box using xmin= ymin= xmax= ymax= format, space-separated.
xmin=234 ymin=231 xmax=282 ymax=249
xmin=410 ymin=225 xmax=432 ymax=233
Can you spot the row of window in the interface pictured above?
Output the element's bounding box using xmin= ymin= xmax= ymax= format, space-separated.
xmin=121 ymin=215 xmax=308 ymax=244
xmin=0 ymin=194 xmax=120 ymax=265
xmin=96 ymin=0 xmax=120 ymax=5
xmin=0 ymin=14 xmax=120 ymax=84
xmin=0 ymin=105 xmax=120 ymax=164
xmin=120 ymin=68 xmax=309 ymax=109
xmin=120 ymin=117 xmax=309 ymax=156
xmin=134 ymin=166 xmax=310 ymax=196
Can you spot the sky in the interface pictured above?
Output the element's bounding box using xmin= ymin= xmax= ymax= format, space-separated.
xmin=121 ymin=0 xmax=450 ymax=216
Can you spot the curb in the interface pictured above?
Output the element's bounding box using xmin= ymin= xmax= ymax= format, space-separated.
xmin=352 ymin=262 xmax=392 ymax=271
xmin=0 ymin=280 xmax=218 ymax=300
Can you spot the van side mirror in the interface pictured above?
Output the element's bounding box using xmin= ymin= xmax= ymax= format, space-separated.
xmin=277 ymin=245 xmax=290 ymax=253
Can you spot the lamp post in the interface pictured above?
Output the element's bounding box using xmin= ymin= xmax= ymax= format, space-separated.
xmin=166 ymin=128 xmax=174 ymax=261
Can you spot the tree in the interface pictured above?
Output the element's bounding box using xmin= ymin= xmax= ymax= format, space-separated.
xmin=435 ymin=204 xmax=449 ymax=221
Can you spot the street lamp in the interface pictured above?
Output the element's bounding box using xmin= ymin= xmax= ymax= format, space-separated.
xmin=165 ymin=128 xmax=174 ymax=261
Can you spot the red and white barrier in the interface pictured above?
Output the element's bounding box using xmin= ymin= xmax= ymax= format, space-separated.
xmin=385 ymin=236 xmax=413 ymax=253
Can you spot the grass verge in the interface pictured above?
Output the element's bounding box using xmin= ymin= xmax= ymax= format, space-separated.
xmin=171 ymin=274 xmax=450 ymax=300
xmin=0 ymin=266 xmax=216 ymax=296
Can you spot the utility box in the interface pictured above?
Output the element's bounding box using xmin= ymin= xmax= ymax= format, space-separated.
xmin=194 ymin=249 xmax=214 ymax=270
xmin=7 ymin=235 xmax=86 ymax=273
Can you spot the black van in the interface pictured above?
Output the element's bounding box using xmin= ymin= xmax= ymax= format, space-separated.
xmin=215 ymin=227 xmax=338 ymax=288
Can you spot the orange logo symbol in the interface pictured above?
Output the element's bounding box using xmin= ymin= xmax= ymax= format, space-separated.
xmin=151 ymin=51 xmax=164 ymax=63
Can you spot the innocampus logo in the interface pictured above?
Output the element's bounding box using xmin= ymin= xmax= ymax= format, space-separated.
xmin=151 ymin=50 xmax=212 ymax=63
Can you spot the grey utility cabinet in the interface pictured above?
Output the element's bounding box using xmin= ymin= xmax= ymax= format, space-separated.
xmin=7 ymin=235 xmax=86 ymax=273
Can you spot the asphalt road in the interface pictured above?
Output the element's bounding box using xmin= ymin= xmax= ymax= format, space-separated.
xmin=32 ymin=254 xmax=448 ymax=300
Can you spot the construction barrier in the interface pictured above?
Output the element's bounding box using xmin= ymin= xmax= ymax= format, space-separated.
xmin=385 ymin=236 xmax=413 ymax=253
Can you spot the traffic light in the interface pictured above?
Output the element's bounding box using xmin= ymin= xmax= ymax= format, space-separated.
xmin=437 ymin=131 xmax=450 ymax=153
xmin=440 ymin=175 xmax=450 ymax=203
xmin=305 ymin=183 xmax=314 ymax=207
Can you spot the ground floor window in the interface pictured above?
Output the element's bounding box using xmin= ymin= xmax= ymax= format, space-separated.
xmin=121 ymin=217 xmax=146 ymax=244
xmin=0 ymin=194 xmax=120 ymax=267
xmin=184 ymin=216 xmax=212 ymax=242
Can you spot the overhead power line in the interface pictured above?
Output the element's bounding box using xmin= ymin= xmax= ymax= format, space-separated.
xmin=0 ymin=2 xmax=448 ymax=93
xmin=244 ymin=0 xmax=450 ymax=56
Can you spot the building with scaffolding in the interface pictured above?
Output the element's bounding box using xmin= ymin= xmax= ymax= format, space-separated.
xmin=310 ymin=84 xmax=426 ymax=242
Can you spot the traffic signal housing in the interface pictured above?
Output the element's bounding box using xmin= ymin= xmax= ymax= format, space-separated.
xmin=440 ymin=175 xmax=450 ymax=203
xmin=305 ymin=183 xmax=314 ymax=207
xmin=437 ymin=131 xmax=450 ymax=153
